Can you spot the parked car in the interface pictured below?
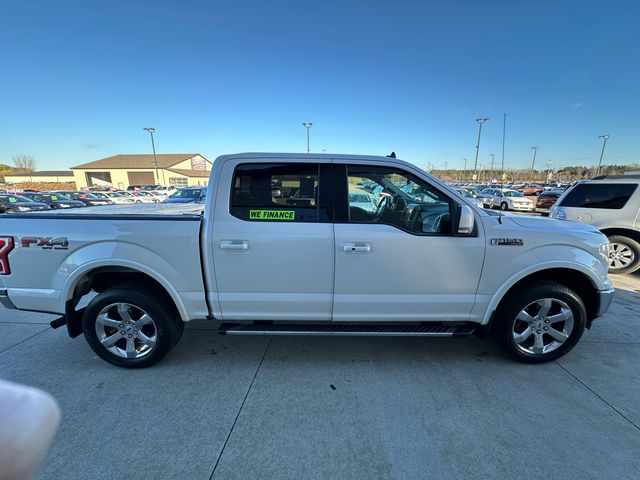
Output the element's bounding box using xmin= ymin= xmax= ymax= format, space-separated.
xmin=51 ymin=191 xmax=114 ymax=207
xmin=348 ymin=191 xmax=377 ymax=213
xmin=115 ymin=191 xmax=159 ymax=204
xmin=470 ymin=189 xmax=494 ymax=208
xmin=485 ymin=188 xmax=535 ymax=212
xmin=90 ymin=192 xmax=136 ymax=205
xmin=21 ymin=192 xmax=86 ymax=209
xmin=0 ymin=194 xmax=50 ymax=213
xmin=163 ymin=187 xmax=206 ymax=204
xmin=0 ymin=153 xmax=613 ymax=368
xmin=455 ymin=188 xmax=484 ymax=208
xmin=550 ymin=176 xmax=640 ymax=274
xmin=518 ymin=184 xmax=545 ymax=196
xmin=536 ymin=190 xmax=564 ymax=214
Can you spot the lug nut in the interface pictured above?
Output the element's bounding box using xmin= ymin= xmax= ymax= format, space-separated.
xmin=121 ymin=331 xmax=125 ymax=335
xmin=119 ymin=324 xmax=124 ymax=328
xmin=128 ymin=334 xmax=132 ymax=338
xmin=537 ymin=330 xmax=541 ymax=334
xmin=544 ymin=326 xmax=549 ymax=330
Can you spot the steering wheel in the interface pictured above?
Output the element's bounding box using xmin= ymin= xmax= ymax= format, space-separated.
xmin=374 ymin=195 xmax=390 ymax=222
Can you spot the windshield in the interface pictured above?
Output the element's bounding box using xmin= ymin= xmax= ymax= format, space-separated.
xmin=170 ymin=189 xmax=203 ymax=199
xmin=504 ymin=191 xmax=524 ymax=197
xmin=42 ymin=193 xmax=69 ymax=201
xmin=0 ymin=195 xmax=33 ymax=203
xmin=107 ymin=192 xmax=125 ymax=198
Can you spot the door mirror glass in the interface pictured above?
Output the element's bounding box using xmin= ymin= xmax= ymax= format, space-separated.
xmin=457 ymin=205 xmax=475 ymax=234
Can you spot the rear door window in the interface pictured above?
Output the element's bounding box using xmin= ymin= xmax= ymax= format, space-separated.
xmin=230 ymin=163 xmax=327 ymax=222
xmin=560 ymin=183 xmax=638 ymax=209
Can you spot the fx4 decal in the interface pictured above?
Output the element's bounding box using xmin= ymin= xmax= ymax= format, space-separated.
xmin=21 ymin=237 xmax=69 ymax=250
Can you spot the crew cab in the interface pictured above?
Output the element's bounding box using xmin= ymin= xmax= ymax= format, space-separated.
xmin=0 ymin=153 xmax=613 ymax=368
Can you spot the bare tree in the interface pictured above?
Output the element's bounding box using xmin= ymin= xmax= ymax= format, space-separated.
xmin=12 ymin=154 xmax=36 ymax=173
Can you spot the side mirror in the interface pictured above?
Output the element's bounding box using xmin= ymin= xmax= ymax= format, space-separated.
xmin=457 ymin=205 xmax=475 ymax=234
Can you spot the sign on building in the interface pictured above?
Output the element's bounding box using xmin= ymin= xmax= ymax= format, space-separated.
xmin=191 ymin=158 xmax=206 ymax=171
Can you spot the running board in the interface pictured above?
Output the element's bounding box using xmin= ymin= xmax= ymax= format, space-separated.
xmin=219 ymin=323 xmax=475 ymax=337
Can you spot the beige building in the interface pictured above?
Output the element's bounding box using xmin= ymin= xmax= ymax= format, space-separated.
xmin=71 ymin=154 xmax=212 ymax=189
xmin=4 ymin=170 xmax=75 ymax=183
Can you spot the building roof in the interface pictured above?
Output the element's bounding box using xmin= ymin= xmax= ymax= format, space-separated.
xmin=6 ymin=170 xmax=74 ymax=177
xmin=72 ymin=154 xmax=203 ymax=170
xmin=166 ymin=168 xmax=210 ymax=178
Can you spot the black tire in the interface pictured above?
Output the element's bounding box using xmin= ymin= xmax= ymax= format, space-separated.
xmin=82 ymin=286 xmax=182 ymax=368
xmin=606 ymin=235 xmax=640 ymax=275
xmin=4 ymin=209 xmax=15 ymax=214
xmin=493 ymin=281 xmax=586 ymax=363
xmin=500 ymin=202 xmax=509 ymax=211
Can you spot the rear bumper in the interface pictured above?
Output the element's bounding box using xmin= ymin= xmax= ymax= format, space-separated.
xmin=0 ymin=289 xmax=17 ymax=310
xmin=595 ymin=288 xmax=615 ymax=317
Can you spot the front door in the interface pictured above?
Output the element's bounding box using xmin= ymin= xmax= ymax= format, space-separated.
xmin=332 ymin=162 xmax=485 ymax=322
xmin=212 ymin=160 xmax=334 ymax=321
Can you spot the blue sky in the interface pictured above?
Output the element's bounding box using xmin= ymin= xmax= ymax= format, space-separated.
xmin=1 ymin=0 xmax=638 ymax=171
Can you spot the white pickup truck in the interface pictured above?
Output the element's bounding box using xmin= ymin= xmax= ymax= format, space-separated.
xmin=0 ymin=153 xmax=614 ymax=368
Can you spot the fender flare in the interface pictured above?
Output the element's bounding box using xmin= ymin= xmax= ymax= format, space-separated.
xmin=61 ymin=259 xmax=189 ymax=322
xmin=480 ymin=260 xmax=605 ymax=325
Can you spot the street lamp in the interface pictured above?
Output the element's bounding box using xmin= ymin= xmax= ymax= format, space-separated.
xmin=143 ymin=127 xmax=159 ymax=185
xmin=302 ymin=122 xmax=313 ymax=153
xmin=473 ymin=118 xmax=489 ymax=179
xmin=530 ymin=146 xmax=539 ymax=180
xmin=597 ymin=134 xmax=610 ymax=177
xmin=463 ymin=158 xmax=467 ymax=182
xmin=489 ymin=153 xmax=495 ymax=175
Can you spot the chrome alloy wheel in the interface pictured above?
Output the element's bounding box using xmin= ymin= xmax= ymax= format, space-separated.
xmin=95 ymin=303 xmax=157 ymax=359
xmin=608 ymin=242 xmax=635 ymax=269
xmin=512 ymin=298 xmax=574 ymax=355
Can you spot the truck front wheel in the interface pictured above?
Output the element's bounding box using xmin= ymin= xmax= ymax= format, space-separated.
xmin=493 ymin=282 xmax=586 ymax=363
xmin=82 ymin=287 xmax=182 ymax=368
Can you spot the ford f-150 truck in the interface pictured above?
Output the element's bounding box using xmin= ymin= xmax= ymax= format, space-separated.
xmin=0 ymin=153 xmax=614 ymax=368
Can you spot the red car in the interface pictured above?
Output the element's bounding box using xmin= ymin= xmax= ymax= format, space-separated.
xmin=536 ymin=190 xmax=564 ymax=213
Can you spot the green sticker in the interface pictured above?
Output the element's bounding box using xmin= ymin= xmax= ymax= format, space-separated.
xmin=50 ymin=195 xmax=58 ymax=200
xmin=8 ymin=197 xmax=17 ymax=203
xmin=249 ymin=209 xmax=295 ymax=220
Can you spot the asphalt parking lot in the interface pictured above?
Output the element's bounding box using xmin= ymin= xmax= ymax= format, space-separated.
xmin=1 ymin=273 xmax=639 ymax=480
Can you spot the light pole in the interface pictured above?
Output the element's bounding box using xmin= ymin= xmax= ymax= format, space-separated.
xmin=597 ymin=134 xmax=610 ymax=176
xmin=489 ymin=153 xmax=495 ymax=176
xmin=530 ymin=146 xmax=539 ymax=180
xmin=143 ymin=127 xmax=159 ymax=185
xmin=302 ymin=122 xmax=313 ymax=153
xmin=463 ymin=158 xmax=467 ymax=182
xmin=473 ymin=118 xmax=489 ymax=179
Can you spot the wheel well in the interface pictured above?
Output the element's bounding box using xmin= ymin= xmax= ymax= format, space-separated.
xmin=70 ymin=267 xmax=178 ymax=315
xmin=496 ymin=268 xmax=599 ymax=325
xmin=599 ymin=228 xmax=640 ymax=244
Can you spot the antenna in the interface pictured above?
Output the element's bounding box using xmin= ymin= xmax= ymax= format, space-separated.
xmin=498 ymin=113 xmax=506 ymax=224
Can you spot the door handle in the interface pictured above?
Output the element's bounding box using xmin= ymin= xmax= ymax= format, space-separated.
xmin=342 ymin=242 xmax=371 ymax=253
xmin=220 ymin=240 xmax=249 ymax=251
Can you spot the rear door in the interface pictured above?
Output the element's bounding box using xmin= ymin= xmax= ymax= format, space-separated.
xmin=332 ymin=162 xmax=485 ymax=322
xmin=211 ymin=159 xmax=334 ymax=321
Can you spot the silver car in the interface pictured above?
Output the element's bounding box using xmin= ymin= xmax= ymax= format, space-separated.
xmin=550 ymin=176 xmax=640 ymax=274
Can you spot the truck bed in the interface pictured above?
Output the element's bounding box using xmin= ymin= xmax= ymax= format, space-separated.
xmin=0 ymin=204 xmax=208 ymax=320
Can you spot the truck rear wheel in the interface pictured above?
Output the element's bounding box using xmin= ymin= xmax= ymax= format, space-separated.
xmin=493 ymin=282 xmax=586 ymax=363
xmin=606 ymin=235 xmax=640 ymax=275
xmin=82 ymin=287 xmax=182 ymax=368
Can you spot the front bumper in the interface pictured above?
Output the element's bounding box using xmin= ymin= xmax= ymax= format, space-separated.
xmin=511 ymin=205 xmax=535 ymax=211
xmin=595 ymin=288 xmax=615 ymax=317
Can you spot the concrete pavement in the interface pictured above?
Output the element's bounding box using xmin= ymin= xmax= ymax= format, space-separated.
xmin=0 ymin=274 xmax=639 ymax=479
